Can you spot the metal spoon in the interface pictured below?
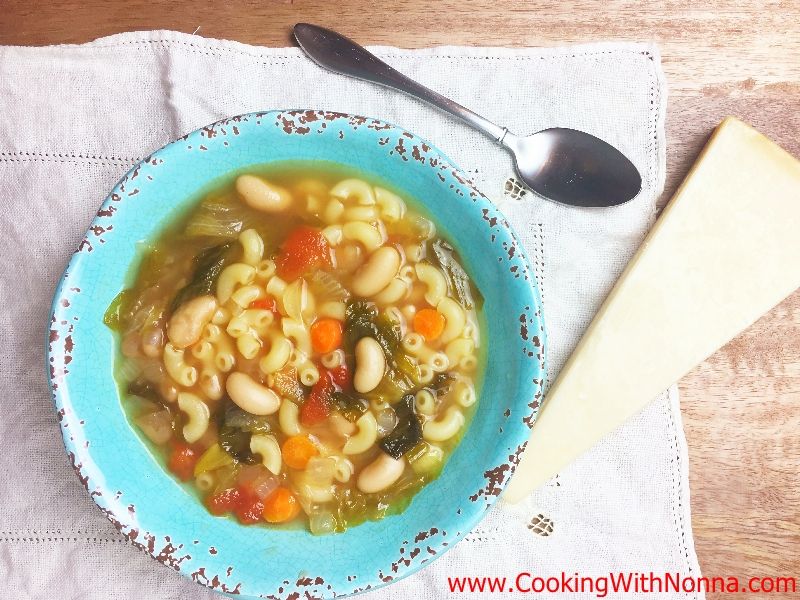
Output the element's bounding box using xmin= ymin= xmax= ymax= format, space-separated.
xmin=293 ymin=23 xmax=641 ymax=207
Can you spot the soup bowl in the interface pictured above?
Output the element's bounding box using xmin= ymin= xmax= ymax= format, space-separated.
xmin=47 ymin=110 xmax=546 ymax=598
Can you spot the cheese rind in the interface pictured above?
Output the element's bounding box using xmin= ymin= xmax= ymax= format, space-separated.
xmin=504 ymin=117 xmax=800 ymax=502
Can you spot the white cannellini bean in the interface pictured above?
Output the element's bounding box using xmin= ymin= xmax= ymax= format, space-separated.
xmin=225 ymin=372 xmax=281 ymax=415
xmin=351 ymin=246 xmax=401 ymax=297
xmin=357 ymin=454 xmax=405 ymax=493
xmin=167 ymin=295 xmax=218 ymax=349
xmin=354 ymin=337 xmax=386 ymax=394
xmin=235 ymin=175 xmax=293 ymax=212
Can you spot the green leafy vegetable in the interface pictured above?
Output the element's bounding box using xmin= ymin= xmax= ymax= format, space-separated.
xmin=344 ymin=301 xmax=419 ymax=393
xmin=127 ymin=378 xmax=160 ymax=401
xmin=218 ymin=426 xmax=258 ymax=464
xmin=378 ymin=394 xmax=422 ymax=459
xmin=222 ymin=404 xmax=272 ymax=434
xmin=216 ymin=402 xmax=271 ymax=464
xmin=332 ymin=391 xmax=368 ymax=422
xmin=170 ymin=243 xmax=231 ymax=312
xmin=184 ymin=193 xmax=256 ymax=239
xmin=429 ymin=239 xmax=483 ymax=310
xmin=103 ymin=289 xmax=132 ymax=331
xmin=430 ymin=372 xmax=455 ymax=394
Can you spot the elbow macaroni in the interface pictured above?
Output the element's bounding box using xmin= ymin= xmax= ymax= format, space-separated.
xmin=178 ymin=392 xmax=210 ymax=443
xmin=415 ymin=262 xmax=447 ymax=306
xmin=163 ymin=343 xmax=197 ymax=387
xmin=239 ymin=228 xmax=264 ymax=266
xmin=217 ymin=263 xmax=256 ymax=304
xmin=437 ymin=297 xmax=467 ymax=344
xmin=423 ymin=406 xmax=465 ymax=442
xmin=343 ymin=412 xmax=378 ymax=455
xmin=250 ymin=434 xmax=282 ymax=475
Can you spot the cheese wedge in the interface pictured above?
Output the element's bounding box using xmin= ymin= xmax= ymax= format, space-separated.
xmin=504 ymin=117 xmax=800 ymax=502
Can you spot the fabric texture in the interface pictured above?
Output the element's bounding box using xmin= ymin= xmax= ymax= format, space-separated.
xmin=0 ymin=30 xmax=702 ymax=599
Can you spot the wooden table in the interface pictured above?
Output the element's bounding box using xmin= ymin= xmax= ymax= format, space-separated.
xmin=2 ymin=1 xmax=798 ymax=596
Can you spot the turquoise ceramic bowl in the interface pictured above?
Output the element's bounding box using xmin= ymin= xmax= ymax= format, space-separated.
xmin=47 ymin=110 xmax=546 ymax=598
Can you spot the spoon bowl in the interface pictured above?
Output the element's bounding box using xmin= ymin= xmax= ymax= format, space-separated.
xmin=504 ymin=129 xmax=643 ymax=207
xmin=294 ymin=23 xmax=643 ymax=207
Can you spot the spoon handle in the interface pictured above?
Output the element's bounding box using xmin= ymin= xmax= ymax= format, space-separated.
xmin=293 ymin=24 xmax=508 ymax=143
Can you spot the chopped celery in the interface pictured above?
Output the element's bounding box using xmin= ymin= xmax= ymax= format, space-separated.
xmin=211 ymin=463 xmax=241 ymax=495
xmin=408 ymin=442 xmax=445 ymax=477
xmin=308 ymin=270 xmax=350 ymax=302
xmin=193 ymin=443 xmax=234 ymax=477
xmin=103 ymin=289 xmax=132 ymax=331
xmin=272 ymin=367 xmax=305 ymax=404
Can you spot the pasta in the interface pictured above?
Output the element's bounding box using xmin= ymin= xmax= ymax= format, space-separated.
xmin=342 ymin=222 xmax=383 ymax=251
xmin=163 ymin=343 xmax=197 ymax=387
xmin=374 ymin=187 xmax=406 ymax=222
xmin=331 ymin=178 xmax=376 ymax=205
xmin=415 ymin=262 xmax=448 ymax=306
xmin=217 ymin=263 xmax=256 ymax=304
xmin=250 ymin=434 xmax=282 ymax=475
xmin=107 ymin=167 xmax=483 ymax=535
xmin=178 ymin=392 xmax=210 ymax=443
xmin=422 ymin=406 xmax=465 ymax=442
xmin=437 ymin=297 xmax=467 ymax=344
xmin=239 ymin=228 xmax=264 ymax=266
xmin=279 ymin=398 xmax=301 ymax=436
xmin=282 ymin=318 xmax=311 ymax=355
xmin=259 ymin=332 xmax=292 ymax=374
xmin=343 ymin=412 xmax=378 ymax=455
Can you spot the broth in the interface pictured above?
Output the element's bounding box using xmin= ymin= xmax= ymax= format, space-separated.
xmin=105 ymin=162 xmax=484 ymax=533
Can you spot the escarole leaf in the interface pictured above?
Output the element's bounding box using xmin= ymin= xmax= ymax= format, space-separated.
xmin=344 ymin=301 xmax=419 ymax=394
xmin=170 ymin=242 xmax=232 ymax=312
xmin=332 ymin=391 xmax=368 ymax=423
xmin=429 ymin=239 xmax=483 ymax=310
xmin=378 ymin=394 xmax=422 ymax=459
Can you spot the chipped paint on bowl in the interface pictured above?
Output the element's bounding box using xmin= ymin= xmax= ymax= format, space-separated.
xmin=46 ymin=110 xmax=546 ymax=599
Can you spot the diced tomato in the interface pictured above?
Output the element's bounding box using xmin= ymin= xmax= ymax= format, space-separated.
xmin=249 ymin=296 xmax=279 ymax=316
xmin=275 ymin=226 xmax=333 ymax=280
xmin=205 ymin=487 xmax=242 ymax=516
xmin=234 ymin=484 xmax=265 ymax=524
xmin=329 ymin=363 xmax=351 ymax=390
xmin=300 ymin=371 xmax=334 ymax=426
xmin=168 ymin=442 xmax=198 ymax=481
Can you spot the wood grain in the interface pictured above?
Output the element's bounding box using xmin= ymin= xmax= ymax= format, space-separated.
xmin=2 ymin=1 xmax=798 ymax=596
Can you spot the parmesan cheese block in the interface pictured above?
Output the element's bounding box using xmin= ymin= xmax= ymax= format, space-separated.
xmin=504 ymin=117 xmax=800 ymax=503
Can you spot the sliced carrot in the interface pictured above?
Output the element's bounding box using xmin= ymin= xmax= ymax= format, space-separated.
xmin=413 ymin=308 xmax=446 ymax=341
xmin=282 ymin=435 xmax=319 ymax=470
xmin=310 ymin=318 xmax=343 ymax=354
xmin=263 ymin=487 xmax=301 ymax=523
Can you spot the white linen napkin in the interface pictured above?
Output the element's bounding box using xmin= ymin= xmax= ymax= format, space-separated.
xmin=0 ymin=31 xmax=702 ymax=599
